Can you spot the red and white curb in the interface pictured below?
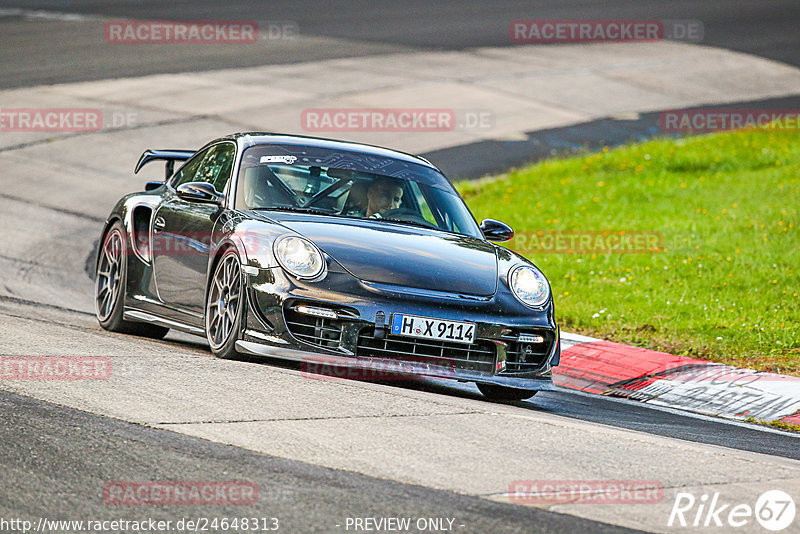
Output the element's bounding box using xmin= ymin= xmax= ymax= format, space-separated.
xmin=555 ymin=332 xmax=800 ymax=426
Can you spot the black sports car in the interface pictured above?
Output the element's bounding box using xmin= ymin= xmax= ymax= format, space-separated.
xmin=95 ymin=133 xmax=560 ymax=400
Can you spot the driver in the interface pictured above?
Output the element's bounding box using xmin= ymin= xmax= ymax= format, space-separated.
xmin=365 ymin=177 xmax=404 ymax=218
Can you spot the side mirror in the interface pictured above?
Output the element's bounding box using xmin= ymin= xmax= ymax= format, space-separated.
xmin=480 ymin=219 xmax=514 ymax=242
xmin=145 ymin=181 xmax=164 ymax=191
xmin=176 ymin=182 xmax=225 ymax=205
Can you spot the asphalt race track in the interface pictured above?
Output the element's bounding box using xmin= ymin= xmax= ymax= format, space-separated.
xmin=1 ymin=2 xmax=799 ymax=533
xmin=0 ymin=389 xmax=638 ymax=534
xmin=1 ymin=0 xmax=800 ymax=87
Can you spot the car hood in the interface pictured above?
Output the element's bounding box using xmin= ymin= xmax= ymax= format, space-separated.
xmin=266 ymin=214 xmax=498 ymax=296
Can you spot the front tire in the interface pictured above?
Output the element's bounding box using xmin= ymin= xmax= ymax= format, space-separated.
xmin=205 ymin=249 xmax=246 ymax=360
xmin=95 ymin=221 xmax=169 ymax=339
xmin=477 ymin=383 xmax=538 ymax=401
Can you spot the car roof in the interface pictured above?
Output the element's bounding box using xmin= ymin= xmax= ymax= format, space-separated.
xmin=214 ymin=132 xmax=439 ymax=170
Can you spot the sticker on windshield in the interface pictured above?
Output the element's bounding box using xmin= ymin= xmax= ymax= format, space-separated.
xmin=260 ymin=155 xmax=297 ymax=164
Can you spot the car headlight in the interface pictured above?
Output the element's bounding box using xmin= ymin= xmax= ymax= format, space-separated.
xmin=509 ymin=265 xmax=550 ymax=307
xmin=273 ymin=235 xmax=325 ymax=280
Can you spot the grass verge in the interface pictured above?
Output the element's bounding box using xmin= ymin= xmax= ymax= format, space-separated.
xmin=744 ymin=417 xmax=800 ymax=434
xmin=457 ymin=129 xmax=799 ymax=375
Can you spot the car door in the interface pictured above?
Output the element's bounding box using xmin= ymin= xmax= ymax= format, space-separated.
xmin=151 ymin=142 xmax=236 ymax=316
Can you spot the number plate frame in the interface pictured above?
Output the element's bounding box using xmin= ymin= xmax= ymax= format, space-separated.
xmin=389 ymin=313 xmax=476 ymax=345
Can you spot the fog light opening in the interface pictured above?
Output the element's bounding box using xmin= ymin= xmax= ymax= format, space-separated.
xmin=295 ymin=305 xmax=338 ymax=319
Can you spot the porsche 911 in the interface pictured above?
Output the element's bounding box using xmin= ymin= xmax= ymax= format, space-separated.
xmin=95 ymin=133 xmax=560 ymax=400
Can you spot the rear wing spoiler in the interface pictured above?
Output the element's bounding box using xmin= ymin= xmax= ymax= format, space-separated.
xmin=135 ymin=149 xmax=196 ymax=179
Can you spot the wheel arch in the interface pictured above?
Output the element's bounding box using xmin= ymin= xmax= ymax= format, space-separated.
xmin=95 ymin=215 xmax=124 ymax=272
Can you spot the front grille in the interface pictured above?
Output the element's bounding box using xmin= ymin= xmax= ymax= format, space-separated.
xmin=356 ymin=330 xmax=496 ymax=375
xmin=284 ymin=308 xmax=343 ymax=349
xmin=504 ymin=331 xmax=554 ymax=373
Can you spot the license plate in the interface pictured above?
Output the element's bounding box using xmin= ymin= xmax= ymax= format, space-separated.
xmin=390 ymin=314 xmax=476 ymax=344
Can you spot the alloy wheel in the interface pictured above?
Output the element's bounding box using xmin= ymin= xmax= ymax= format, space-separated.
xmin=96 ymin=229 xmax=123 ymax=321
xmin=206 ymin=253 xmax=242 ymax=349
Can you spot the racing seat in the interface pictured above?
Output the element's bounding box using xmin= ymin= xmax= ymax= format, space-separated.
xmin=239 ymin=166 xmax=295 ymax=209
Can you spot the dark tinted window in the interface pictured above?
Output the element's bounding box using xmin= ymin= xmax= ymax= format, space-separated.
xmin=235 ymin=144 xmax=481 ymax=238
xmin=170 ymin=143 xmax=235 ymax=193
xmin=196 ymin=143 xmax=235 ymax=193
xmin=170 ymin=148 xmax=209 ymax=189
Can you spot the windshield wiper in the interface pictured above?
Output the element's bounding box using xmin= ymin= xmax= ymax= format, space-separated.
xmin=254 ymin=206 xmax=334 ymax=216
xmin=377 ymin=218 xmax=439 ymax=230
xmin=253 ymin=208 xmax=439 ymax=230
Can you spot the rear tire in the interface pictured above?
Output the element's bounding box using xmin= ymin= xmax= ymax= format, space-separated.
xmin=477 ymin=383 xmax=537 ymax=401
xmin=205 ymin=249 xmax=247 ymax=360
xmin=95 ymin=221 xmax=169 ymax=339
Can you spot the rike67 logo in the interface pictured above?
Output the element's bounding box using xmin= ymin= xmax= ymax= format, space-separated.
xmin=668 ymin=490 xmax=795 ymax=531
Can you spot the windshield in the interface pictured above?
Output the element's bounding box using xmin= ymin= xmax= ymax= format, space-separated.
xmin=235 ymin=144 xmax=482 ymax=238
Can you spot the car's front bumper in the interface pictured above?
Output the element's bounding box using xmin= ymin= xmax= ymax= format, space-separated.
xmin=239 ymin=266 xmax=560 ymax=390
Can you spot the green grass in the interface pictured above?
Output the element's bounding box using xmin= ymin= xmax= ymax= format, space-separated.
xmin=745 ymin=417 xmax=800 ymax=434
xmin=457 ymin=129 xmax=800 ymax=375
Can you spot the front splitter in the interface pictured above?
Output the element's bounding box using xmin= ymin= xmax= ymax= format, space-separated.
xmin=235 ymin=340 xmax=558 ymax=391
